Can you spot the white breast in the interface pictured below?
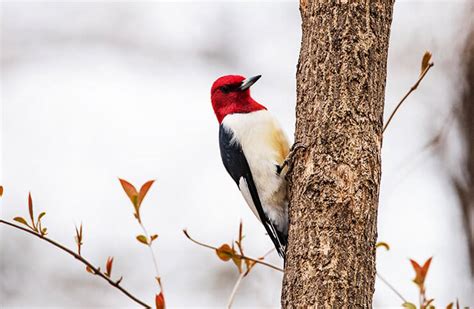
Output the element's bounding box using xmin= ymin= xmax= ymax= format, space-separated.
xmin=222 ymin=110 xmax=290 ymax=232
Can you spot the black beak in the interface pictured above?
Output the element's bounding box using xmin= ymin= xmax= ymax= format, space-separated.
xmin=239 ymin=75 xmax=261 ymax=91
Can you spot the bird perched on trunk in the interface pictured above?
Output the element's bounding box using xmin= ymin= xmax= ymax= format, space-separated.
xmin=211 ymin=74 xmax=290 ymax=258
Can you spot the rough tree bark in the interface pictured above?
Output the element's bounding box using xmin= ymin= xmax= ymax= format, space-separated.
xmin=282 ymin=1 xmax=394 ymax=307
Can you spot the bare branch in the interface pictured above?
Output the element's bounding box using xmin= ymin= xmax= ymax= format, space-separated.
xmin=227 ymin=271 xmax=245 ymax=309
xmin=376 ymin=272 xmax=407 ymax=303
xmin=0 ymin=219 xmax=151 ymax=308
xmin=383 ymin=62 xmax=435 ymax=134
xmin=139 ymin=221 xmax=164 ymax=293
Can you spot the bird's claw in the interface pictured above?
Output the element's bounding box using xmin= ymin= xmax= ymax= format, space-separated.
xmin=279 ymin=142 xmax=307 ymax=174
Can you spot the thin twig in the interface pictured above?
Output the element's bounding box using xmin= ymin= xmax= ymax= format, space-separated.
xmin=0 ymin=219 xmax=151 ymax=308
xmin=261 ymin=247 xmax=276 ymax=259
xmin=183 ymin=229 xmax=283 ymax=272
xmin=227 ymin=271 xmax=245 ymax=309
xmin=139 ymin=221 xmax=163 ymax=292
xmin=376 ymin=272 xmax=407 ymax=303
xmin=226 ymin=247 xmax=276 ymax=308
xmin=383 ymin=62 xmax=435 ymax=134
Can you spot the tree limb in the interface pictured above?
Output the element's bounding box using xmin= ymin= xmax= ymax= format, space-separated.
xmin=0 ymin=219 xmax=151 ymax=308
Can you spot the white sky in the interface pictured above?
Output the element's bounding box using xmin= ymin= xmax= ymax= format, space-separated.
xmin=1 ymin=1 xmax=473 ymax=308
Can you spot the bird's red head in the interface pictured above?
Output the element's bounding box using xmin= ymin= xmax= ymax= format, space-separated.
xmin=211 ymin=75 xmax=266 ymax=123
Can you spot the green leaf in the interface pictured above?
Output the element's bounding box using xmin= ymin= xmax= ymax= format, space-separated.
xmin=136 ymin=235 xmax=149 ymax=245
xmin=402 ymin=302 xmax=417 ymax=309
xmin=37 ymin=212 xmax=46 ymax=223
xmin=132 ymin=195 xmax=139 ymax=211
xmin=13 ymin=217 xmax=29 ymax=226
xmin=376 ymin=242 xmax=390 ymax=251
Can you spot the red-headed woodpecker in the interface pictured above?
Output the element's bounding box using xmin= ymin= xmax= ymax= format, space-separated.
xmin=211 ymin=75 xmax=290 ymax=258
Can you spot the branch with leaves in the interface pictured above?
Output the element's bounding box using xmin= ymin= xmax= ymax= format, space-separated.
xmin=118 ymin=179 xmax=165 ymax=309
xmin=376 ymin=242 xmax=466 ymax=309
xmin=0 ymin=191 xmax=151 ymax=308
xmin=401 ymin=256 xmax=465 ymax=309
xmin=184 ymin=222 xmax=282 ymax=308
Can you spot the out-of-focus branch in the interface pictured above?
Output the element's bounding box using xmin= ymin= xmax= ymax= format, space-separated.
xmin=183 ymin=229 xmax=283 ymax=272
xmin=226 ymin=271 xmax=245 ymax=309
xmin=225 ymin=247 xmax=276 ymax=308
xmin=185 ymin=224 xmax=280 ymax=308
xmin=139 ymin=221 xmax=164 ymax=292
xmin=0 ymin=219 xmax=151 ymax=309
xmin=118 ymin=178 xmax=165 ymax=300
xmin=376 ymin=272 xmax=407 ymax=303
xmin=383 ymin=56 xmax=434 ymax=134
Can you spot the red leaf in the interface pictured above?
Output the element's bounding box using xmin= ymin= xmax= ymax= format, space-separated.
xmin=238 ymin=221 xmax=243 ymax=243
xmin=410 ymin=257 xmax=432 ymax=287
xmin=155 ymin=292 xmax=165 ymax=309
xmin=119 ymin=178 xmax=138 ymax=206
xmin=86 ymin=266 xmax=95 ymax=274
xmin=105 ymin=257 xmax=114 ymax=277
xmin=28 ymin=192 xmax=35 ymax=228
xmin=0 ymin=185 xmax=3 ymax=197
xmin=137 ymin=180 xmax=155 ymax=208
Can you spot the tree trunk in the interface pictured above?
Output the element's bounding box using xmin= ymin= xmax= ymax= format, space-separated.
xmin=282 ymin=1 xmax=394 ymax=307
xmin=453 ymin=12 xmax=474 ymax=275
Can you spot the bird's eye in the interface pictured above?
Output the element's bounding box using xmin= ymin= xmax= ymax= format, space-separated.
xmin=220 ymin=86 xmax=230 ymax=93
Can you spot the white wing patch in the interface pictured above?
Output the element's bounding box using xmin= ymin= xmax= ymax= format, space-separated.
xmin=238 ymin=177 xmax=261 ymax=222
xmin=239 ymin=177 xmax=285 ymax=254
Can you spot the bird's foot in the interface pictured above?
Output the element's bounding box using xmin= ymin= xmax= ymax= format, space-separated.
xmin=278 ymin=142 xmax=307 ymax=175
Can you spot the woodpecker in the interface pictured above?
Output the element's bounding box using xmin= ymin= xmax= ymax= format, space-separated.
xmin=211 ymin=74 xmax=290 ymax=258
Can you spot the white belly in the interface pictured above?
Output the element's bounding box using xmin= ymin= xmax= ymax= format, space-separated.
xmin=222 ymin=110 xmax=290 ymax=232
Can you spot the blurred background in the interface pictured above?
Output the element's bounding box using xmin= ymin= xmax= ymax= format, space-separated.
xmin=1 ymin=1 xmax=473 ymax=308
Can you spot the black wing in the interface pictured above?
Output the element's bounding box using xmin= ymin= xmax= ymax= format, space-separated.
xmin=219 ymin=125 xmax=286 ymax=258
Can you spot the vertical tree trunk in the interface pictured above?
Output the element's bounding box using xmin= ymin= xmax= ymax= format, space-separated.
xmin=453 ymin=13 xmax=474 ymax=275
xmin=282 ymin=1 xmax=394 ymax=307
